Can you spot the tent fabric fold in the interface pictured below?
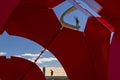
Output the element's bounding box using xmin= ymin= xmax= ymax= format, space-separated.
xmin=108 ymin=32 xmax=120 ymax=80
xmin=96 ymin=0 xmax=120 ymax=30
xmin=0 ymin=56 xmax=46 ymax=80
xmin=0 ymin=0 xmax=21 ymax=34
xmin=4 ymin=5 xmax=62 ymax=48
xmin=0 ymin=0 xmax=64 ymax=79
xmin=48 ymin=0 xmax=65 ymax=8
xmin=84 ymin=17 xmax=111 ymax=80
xmin=94 ymin=0 xmax=120 ymax=80
xmin=19 ymin=0 xmax=65 ymax=8
xmin=0 ymin=0 xmax=65 ymax=34
xmin=48 ymin=27 xmax=97 ymax=80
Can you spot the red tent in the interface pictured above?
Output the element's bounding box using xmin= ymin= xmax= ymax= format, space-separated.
xmin=0 ymin=0 xmax=120 ymax=80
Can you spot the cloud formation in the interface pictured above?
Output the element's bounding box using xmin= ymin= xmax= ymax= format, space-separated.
xmin=15 ymin=53 xmax=58 ymax=64
xmin=28 ymin=57 xmax=57 ymax=63
xmin=16 ymin=53 xmax=39 ymax=57
xmin=37 ymin=57 xmax=57 ymax=64
xmin=21 ymin=53 xmax=39 ymax=57
xmin=0 ymin=52 xmax=7 ymax=55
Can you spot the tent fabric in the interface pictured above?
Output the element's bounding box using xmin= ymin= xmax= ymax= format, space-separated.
xmin=0 ymin=0 xmax=21 ymax=34
xmin=96 ymin=0 xmax=120 ymax=30
xmin=48 ymin=28 xmax=97 ymax=80
xmin=0 ymin=0 xmax=64 ymax=34
xmin=4 ymin=8 xmax=98 ymax=79
xmin=4 ymin=6 xmax=61 ymax=48
xmin=0 ymin=0 xmax=119 ymax=80
xmin=19 ymin=0 xmax=49 ymax=8
xmin=0 ymin=56 xmax=46 ymax=80
xmin=19 ymin=0 xmax=65 ymax=8
xmin=84 ymin=17 xmax=111 ymax=80
xmin=108 ymin=32 xmax=120 ymax=80
xmin=95 ymin=1 xmax=120 ymax=80
xmin=48 ymin=0 xmax=65 ymax=8
xmin=0 ymin=1 xmax=64 ymax=79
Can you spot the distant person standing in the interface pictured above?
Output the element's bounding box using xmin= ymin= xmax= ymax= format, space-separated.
xmin=50 ymin=69 xmax=54 ymax=77
xmin=74 ymin=16 xmax=79 ymax=26
xmin=50 ymin=69 xmax=54 ymax=80
xmin=74 ymin=16 xmax=80 ymax=30
xmin=43 ymin=67 xmax=46 ymax=75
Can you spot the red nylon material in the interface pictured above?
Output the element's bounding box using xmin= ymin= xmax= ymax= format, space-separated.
xmin=4 ymin=7 xmax=61 ymax=47
xmin=96 ymin=17 xmax=114 ymax=32
xmin=96 ymin=0 xmax=120 ymax=30
xmin=0 ymin=0 xmax=64 ymax=34
xmin=0 ymin=0 xmax=114 ymax=80
xmin=0 ymin=0 xmax=21 ymax=34
xmin=0 ymin=56 xmax=45 ymax=80
xmin=48 ymin=28 xmax=97 ymax=80
xmin=3 ymin=6 xmax=98 ymax=79
xmin=95 ymin=1 xmax=120 ymax=80
xmin=108 ymin=32 xmax=120 ymax=80
xmin=84 ymin=17 xmax=111 ymax=80
xmin=20 ymin=0 xmax=64 ymax=8
xmin=48 ymin=0 xmax=65 ymax=8
xmin=19 ymin=0 xmax=49 ymax=8
xmin=13 ymin=0 xmax=65 ymax=8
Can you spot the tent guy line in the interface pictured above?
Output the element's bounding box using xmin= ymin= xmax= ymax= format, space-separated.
xmin=19 ymin=27 xmax=63 ymax=80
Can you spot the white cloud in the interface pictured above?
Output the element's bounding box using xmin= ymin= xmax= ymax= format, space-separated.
xmin=0 ymin=52 xmax=7 ymax=55
xmin=45 ymin=49 xmax=49 ymax=52
xmin=21 ymin=53 xmax=39 ymax=57
xmin=15 ymin=53 xmax=40 ymax=57
xmin=15 ymin=53 xmax=58 ymax=65
xmin=15 ymin=55 xmax=22 ymax=57
xmin=37 ymin=57 xmax=57 ymax=63
xmin=28 ymin=57 xmax=57 ymax=64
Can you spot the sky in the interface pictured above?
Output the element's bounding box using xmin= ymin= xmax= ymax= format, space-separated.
xmin=0 ymin=1 xmax=76 ymax=67
xmin=0 ymin=0 xmax=103 ymax=67
xmin=0 ymin=31 xmax=62 ymax=67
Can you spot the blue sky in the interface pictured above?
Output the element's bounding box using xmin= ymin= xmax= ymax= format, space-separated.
xmin=0 ymin=0 xmax=96 ymax=67
xmin=54 ymin=1 xmax=87 ymax=32
xmin=0 ymin=31 xmax=61 ymax=67
xmin=1 ymin=35 xmax=57 ymax=67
